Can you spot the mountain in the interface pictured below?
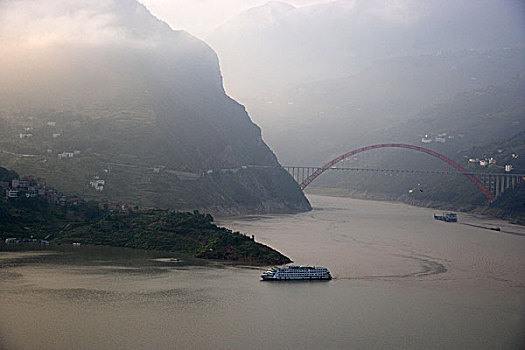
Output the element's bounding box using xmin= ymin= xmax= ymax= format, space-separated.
xmin=0 ymin=0 xmax=310 ymax=214
xmin=209 ymin=0 xmax=525 ymax=99
xmin=208 ymin=0 xmax=525 ymax=168
xmin=0 ymin=166 xmax=291 ymax=265
xmin=307 ymin=80 xmax=525 ymax=209
xmin=245 ymin=50 xmax=525 ymax=165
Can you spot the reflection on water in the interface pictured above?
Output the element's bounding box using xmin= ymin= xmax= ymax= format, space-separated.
xmin=1 ymin=195 xmax=524 ymax=350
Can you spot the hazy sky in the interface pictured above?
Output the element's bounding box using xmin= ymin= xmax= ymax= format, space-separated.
xmin=137 ymin=0 xmax=333 ymax=38
xmin=0 ymin=0 xmax=168 ymax=50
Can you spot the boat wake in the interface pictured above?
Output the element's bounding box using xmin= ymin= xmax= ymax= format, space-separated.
xmin=460 ymin=223 xmax=525 ymax=236
xmin=334 ymin=254 xmax=447 ymax=281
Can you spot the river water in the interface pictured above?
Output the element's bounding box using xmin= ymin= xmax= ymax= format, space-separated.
xmin=1 ymin=195 xmax=524 ymax=349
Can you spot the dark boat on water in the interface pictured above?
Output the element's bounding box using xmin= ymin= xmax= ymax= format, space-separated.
xmin=434 ymin=212 xmax=458 ymax=222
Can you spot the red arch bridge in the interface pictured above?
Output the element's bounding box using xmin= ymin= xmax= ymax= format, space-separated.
xmin=282 ymin=144 xmax=525 ymax=201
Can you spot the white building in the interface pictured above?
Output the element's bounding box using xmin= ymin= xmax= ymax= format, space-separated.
xmin=421 ymin=135 xmax=432 ymax=143
xmin=58 ymin=152 xmax=74 ymax=159
xmin=6 ymin=189 xmax=18 ymax=198
xmin=90 ymin=179 xmax=105 ymax=191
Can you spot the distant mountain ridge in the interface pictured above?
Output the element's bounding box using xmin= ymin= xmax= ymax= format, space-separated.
xmin=0 ymin=0 xmax=311 ymax=214
xmin=209 ymin=0 xmax=525 ymax=98
xmin=244 ymin=50 xmax=525 ymax=165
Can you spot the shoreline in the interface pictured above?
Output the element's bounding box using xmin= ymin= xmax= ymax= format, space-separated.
xmin=304 ymin=188 xmax=525 ymax=226
xmin=0 ymin=242 xmax=285 ymax=268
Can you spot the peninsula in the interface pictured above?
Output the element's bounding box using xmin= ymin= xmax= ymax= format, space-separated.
xmin=0 ymin=168 xmax=291 ymax=266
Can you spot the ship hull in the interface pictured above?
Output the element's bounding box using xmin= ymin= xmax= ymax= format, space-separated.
xmin=434 ymin=213 xmax=457 ymax=222
xmin=261 ymin=265 xmax=332 ymax=281
xmin=261 ymin=275 xmax=332 ymax=281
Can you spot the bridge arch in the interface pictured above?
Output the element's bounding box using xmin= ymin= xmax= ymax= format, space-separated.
xmin=299 ymin=143 xmax=494 ymax=200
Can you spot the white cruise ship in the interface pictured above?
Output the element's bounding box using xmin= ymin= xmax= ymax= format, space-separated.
xmin=261 ymin=265 xmax=332 ymax=281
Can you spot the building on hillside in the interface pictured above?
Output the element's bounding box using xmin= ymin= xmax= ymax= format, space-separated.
xmin=58 ymin=152 xmax=75 ymax=159
xmin=25 ymin=190 xmax=38 ymax=198
xmin=11 ymin=179 xmax=20 ymax=188
xmin=90 ymin=179 xmax=105 ymax=191
xmin=421 ymin=135 xmax=432 ymax=143
xmin=6 ymin=189 xmax=18 ymax=198
xmin=18 ymin=179 xmax=29 ymax=189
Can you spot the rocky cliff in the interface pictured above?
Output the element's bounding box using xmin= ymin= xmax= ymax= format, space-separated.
xmin=0 ymin=0 xmax=310 ymax=214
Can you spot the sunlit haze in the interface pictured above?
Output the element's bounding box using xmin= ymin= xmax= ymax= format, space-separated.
xmin=137 ymin=0 xmax=335 ymax=37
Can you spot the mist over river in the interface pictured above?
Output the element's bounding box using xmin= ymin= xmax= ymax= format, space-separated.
xmin=1 ymin=195 xmax=524 ymax=349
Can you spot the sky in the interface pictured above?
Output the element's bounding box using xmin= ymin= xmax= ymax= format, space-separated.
xmin=137 ymin=0 xmax=334 ymax=38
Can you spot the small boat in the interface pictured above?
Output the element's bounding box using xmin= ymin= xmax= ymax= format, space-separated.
xmin=170 ymin=258 xmax=181 ymax=262
xmin=434 ymin=212 xmax=458 ymax=222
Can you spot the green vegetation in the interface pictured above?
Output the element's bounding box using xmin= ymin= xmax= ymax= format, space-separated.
xmin=308 ymin=79 xmax=525 ymax=222
xmin=0 ymin=167 xmax=18 ymax=182
xmin=0 ymin=197 xmax=291 ymax=265
xmin=0 ymin=12 xmax=311 ymax=215
xmin=309 ymin=131 xmax=525 ymax=222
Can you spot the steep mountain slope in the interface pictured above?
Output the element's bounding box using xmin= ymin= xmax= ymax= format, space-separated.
xmin=308 ymin=80 xmax=525 ymax=209
xmin=208 ymin=0 xmax=524 ymax=168
xmin=0 ymin=0 xmax=310 ymax=214
xmin=245 ymin=50 xmax=525 ymax=165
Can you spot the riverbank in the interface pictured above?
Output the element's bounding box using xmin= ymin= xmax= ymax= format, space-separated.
xmin=305 ymin=187 xmax=525 ymax=225
xmin=0 ymin=198 xmax=291 ymax=266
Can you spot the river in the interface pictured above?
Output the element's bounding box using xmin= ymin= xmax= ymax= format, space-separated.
xmin=1 ymin=195 xmax=524 ymax=349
